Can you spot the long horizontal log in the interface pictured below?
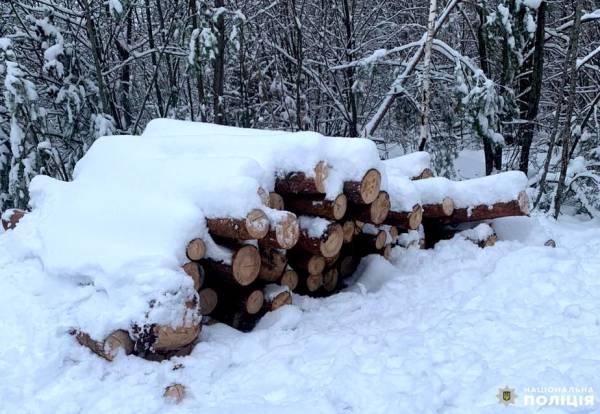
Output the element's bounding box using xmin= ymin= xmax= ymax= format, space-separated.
xmin=385 ymin=204 xmax=423 ymax=230
xmin=347 ymin=191 xmax=390 ymax=225
xmin=422 ymin=197 xmax=455 ymax=218
xmin=275 ymin=161 xmax=328 ymax=194
xmin=283 ymin=194 xmax=347 ymax=220
xmin=354 ymin=230 xmax=386 ymax=251
xmin=259 ymin=211 xmax=300 ymax=249
xmin=202 ymin=245 xmax=261 ymax=286
xmin=206 ymin=209 xmax=269 ymax=240
xmin=186 ymin=238 xmax=206 ymax=261
xmin=297 ymin=221 xmax=344 ymax=258
xmin=344 ymin=169 xmax=382 ymax=204
xmin=438 ymin=191 xmax=529 ymax=224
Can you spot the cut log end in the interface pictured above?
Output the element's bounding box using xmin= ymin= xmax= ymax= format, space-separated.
xmin=269 ymin=291 xmax=292 ymax=311
xmin=332 ymin=194 xmax=348 ymax=220
xmin=413 ymin=168 xmax=434 ymax=180
xmin=274 ymin=212 xmax=300 ymax=249
xmin=232 ymin=245 xmax=261 ymax=286
xmin=257 ymin=187 xmax=270 ymax=207
xmin=314 ymin=161 xmax=329 ymax=193
xmin=320 ymin=223 xmax=344 ymax=258
xmin=382 ymin=244 xmax=392 ymax=260
xmin=323 ymin=268 xmax=339 ymax=292
xmin=269 ymin=192 xmax=285 ymax=210
xmin=198 ymin=288 xmax=218 ymax=315
xmin=306 ymin=273 xmax=324 ymax=292
xmin=375 ymin=230 xmax=387 ymax=250
xmin=370 ymin=191 xmax=391 ymax=225
xmin=342 ymin=221 xmax=355 ymax=243
xmin=164 ymin=384 xmax=186 ymax=403
xmin=280 ymin=269 xmax=299 ymax=291
xmin=442 ymin=197 xmax=455 ymax=217
xmin=152 ymin=324 xmax=201 ymax=352
xmin=246 ymin=209 xmax=270 ymax=239
xmin=518 ymin=191 xmax=530 ymax=215
xmin=246 ymin=290 xmax=265 ymax=315
xmin=360 ymin=169 xmax=382 ymax=204
xmin=182 ymin=262 xmax=204 ymax=290
xmin=186 ymin=238 xmax=206 ymax=261
xmin=409 ymin=205 xmax=423 ymax=230
xmin=259 ymin=248 xmax=288 ymax=282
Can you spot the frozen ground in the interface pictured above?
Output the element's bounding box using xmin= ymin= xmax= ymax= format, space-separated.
xmin=1 ymin=214 xmax=600 ymax=413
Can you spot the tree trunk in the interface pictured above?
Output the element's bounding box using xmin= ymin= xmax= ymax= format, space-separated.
xmin=418 ymin=0 xmax=438 ymax=151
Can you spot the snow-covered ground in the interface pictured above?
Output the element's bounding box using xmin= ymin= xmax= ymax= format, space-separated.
xmin=1 ymin=214 xmax=599 ymax=413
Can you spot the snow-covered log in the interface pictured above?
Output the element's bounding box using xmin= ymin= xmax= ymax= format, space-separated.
xmin=386 ymin=205 xmax=423 ymax=231
xmin=206 ymin=209 xmax=270 ymax=241
xmin=342 ymin=221 xmax=355 ymax=243
xmin=384 ymin=152 xmax=432 ymax=180
xmin=260 ymin=210 xmax=300 ymax=250
xmin=343 ymin=168 xmax=382 ymax=204
xmin=412 ymin=177 xmax=456 ymax=218
xmin=347 ymin=191 xmax=390 ymax=225
xmin=283 ymin=194 xmax=347 ymax=220
xmin=456 ymin=224 xmax=498 ymax=248
xmin=73 ymin=329 xmax=134 ymax=361
xmin=263 ymin=284 xmax=292 ymax=312
xmin=182 ymin=262 xmax=205 ymax=290
xmin=1 ymin=208 xmax=26 ymax=231
xmin=297 ymin=217 xmax=344 ymax=258
xmin=275 ymin=161 xmax=328 ymax=194
xmin=202 ymin=245 xmax=261 ymax=286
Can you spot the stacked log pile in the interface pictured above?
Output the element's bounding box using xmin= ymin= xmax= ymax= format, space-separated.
xmin=2 ymin=148 xmax=529 ymax=364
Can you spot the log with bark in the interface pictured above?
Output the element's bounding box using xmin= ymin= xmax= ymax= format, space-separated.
xmin=185 ymin=238 xmax=206 ymax=261
xmin=1 ymin=209 xmax=26 ymax=231
xmin=275 ymin=161 xmax=328 ymax=194
xmin=338 ymin=255 xmax=358 ymax=279
xmin=438 ymin=191 xmax=529 ymax=224
xmin=354 ymin=230 xmax=387 ymax=251
xmin=73 ymin=329 xmax=134 ymax=361
xmin=258 ymin=248 xmax=287 ymax=282
xmin=297 ymin=219 xmax=344 ymax=258
xmin=206 ymin=209 xmax=270 ymax=240
xmin=263 ymin=284 xmax=293 ymax=312
xmin=283 ymin=194 xmax=347 ymax=221
xmin=202 ymin=244 xmax=261 ymax=286
xmin=385 ymin=204 xmax=423 ymax=230
xmin=347 ymin=191 xmax=390 ymax=225
xmin=344 ymin=169 xmax=382 ymax=204
xmin=287 ymin=249 xmax=326 ymax=275
xmin=259 ymin=211 xmax=300 ymax=249
xmin=422 ymin=197 xmax=455 ymax=218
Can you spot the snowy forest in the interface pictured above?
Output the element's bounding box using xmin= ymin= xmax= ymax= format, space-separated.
xmin=1 ymin=0 xmax=599 ymax=217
